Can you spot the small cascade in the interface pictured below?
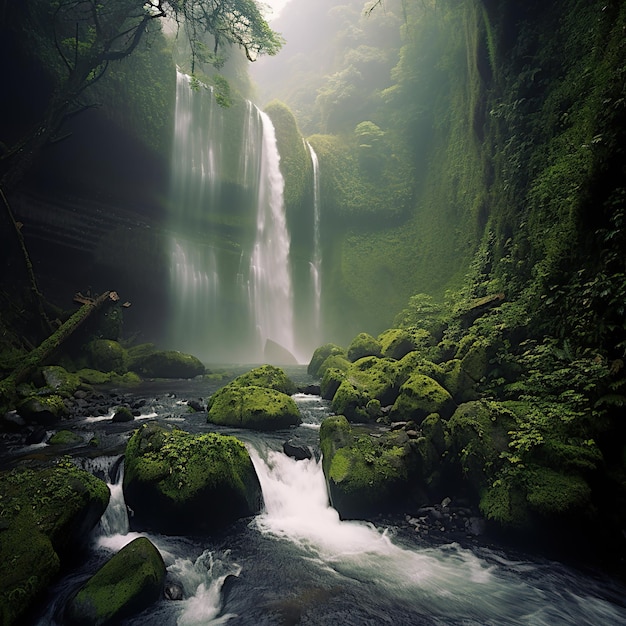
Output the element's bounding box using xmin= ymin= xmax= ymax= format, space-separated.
xmin=307 ymin=142 xmax=322 ymax=342
xmin=170 ymin=550 xmax=241 ymax=625
xmin=98 ymin=460 xmax=129 ymax=538
xmin=248 ymin=109 xmax=295 ymax=362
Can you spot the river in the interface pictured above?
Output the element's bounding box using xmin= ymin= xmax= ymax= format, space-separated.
xmin=21 ymin=366 xmax=626 ymax=625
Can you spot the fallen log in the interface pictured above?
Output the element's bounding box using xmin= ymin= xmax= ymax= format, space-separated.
xmin=0 ymin=291 xmax=117 ymax=410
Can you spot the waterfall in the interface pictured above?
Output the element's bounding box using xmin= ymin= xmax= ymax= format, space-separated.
xmin=248 ymin=108 xmax=295 ymax=362
xmin=307 ymin=142 xmax=322 ymax=341
xmin=167 ymin=73 xmax=298 ymax=363
xmin=168 ymin=72 xmax=223 ymax=361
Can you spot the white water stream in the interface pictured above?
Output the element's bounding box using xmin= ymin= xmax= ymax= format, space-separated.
xmin=35 ymin=392 xmax=626 ymax=625
xmin=307 ymin=142 xmax=322 ymax=344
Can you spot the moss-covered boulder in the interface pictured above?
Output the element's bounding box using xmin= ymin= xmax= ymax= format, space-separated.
xmin=319 ymin=416 xmax=420 ymax=518
xmin=112 ymin=406 xmax=134 ymax=423
xmin=16 ymin=393 xmax=69 ymax=424
xmin=129 ymin=350 xmax=205 ymax=379
xmin=123 ymin=424 xmax=262 ymax=534
xmin=0 ymin=464 xmax=110 ymax=626
xmin=76 ymin=369 xmax=112 ymax=385
xmin=446 ymin=400 xmax=516 ymax=494
xmin=228 ymin=364 xmax=296 ymax=395
xmin=65 ymin=537 xmax=165 ymax=626
xmin=377 ymin=327 xmax=433 ymax=360
xmin=330 ymin=380 xmax=369 ymax=422
xmin=348 ymin=356 xmax=401 ymax=406
xmin=320 ymin=367 xmax=346 ymax=400
xmin=308 ymin=343 xmax=348 ymax=378
xmin=48 ymin=429 xmax=83 ymax=445
xmin=207 ymin=384 xmax=301 ymax=430
xmin=85 ymin=339 xmax=128 ymax=374
xmin=41 ymin=366 xmax=82 ymax=397
xmin=347 ymin=332 xmax=382 ymax=362
xmin=389 ymin=373 xmax=455 ymax=423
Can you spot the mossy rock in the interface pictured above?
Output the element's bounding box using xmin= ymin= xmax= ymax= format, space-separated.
xmin=441 ymin=359 xmax=479 ymax=403
xmin=0 ymin=464 xmax=110 ymax=625
xmin=319 ymin=416 xmax=419 ymax=518
xmin=377 ymin=327 xmax=433 ymax=360
xmin=421 ymin=413 xmax=446 ymax=455
xmin=308 ymin=344 xmax=348 ymax=378
xmin=76 ymin=369 xmax=112 ymax=385
xmin=129 ymin=350 xmax=205 ymax=379
xmin=41 ymin=366 xmax=82 ymax=397
xmin=207 ymin=384 xmax=301 ymax=431
xmin=320 ymin=367 xmax=346 ymax=400
xmin=109 ymin=372 xmax=141 ymax=386
xmin=123 ymin=424 xmax=262 ymax=533
xmin=524 ymin=465 xmax=592 ymax=517
xmin=85 ymin=339 xmax=128 ymax=375
xmin=389 ymin=373 xmax=455 ymax=424
xmin=459 ymin=338 xmax=489 ymax=382
xmin=348 ymin=356 xmax=401 ymax=406
xmin=112 ymin=407 xmax=134 ymax=423
xmin=0 ymin=527 xmax=59 ymax=626
xmin=65 ymin=537 xmax=165 ymax=626
xmin=330 ymin=380 xmax=369 ymax=422
xmin=446 ymin=400 xmax=517 ymax=494
xmin=317 ymin=354 xmax=351 ymax=380
xmin=228 ymin=365 xmax=296 ymax=395
xmin=48 ymin=430 xmax=83 ymax=445
xmin=347 ymin=332 xmax=383 ymax=362
xmin=16 ymin=394 xmax=69 ymax=424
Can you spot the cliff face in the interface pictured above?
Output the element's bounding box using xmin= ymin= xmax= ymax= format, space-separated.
xmin=278 ymin=0 xmax=626 ymax=356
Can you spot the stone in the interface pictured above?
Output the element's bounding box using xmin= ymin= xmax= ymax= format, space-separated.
xmin=123 ymin=424 xmax=262 ymax=534
xmin=207 ymin=385 xmax=301 ymax=431
xmin=283 ymin=439 xmax=312 ymax=460
xmin=264 ymin=338 xmax=298 ymax=365
xmin=65 ymin=537 xmax=165 ymax=625
xmin=112 ymin=407 xmax=134 ymax=423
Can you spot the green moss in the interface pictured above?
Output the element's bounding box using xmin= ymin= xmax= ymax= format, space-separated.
xmin=85 ymin=339 xmax=128 ymax=375
xmin=308 ymin=343 xmax=347 ymax=378
xmin=0 ymin=463 xmax=109 ymax=625
xmin=48 ymin=430 xmax=82 ymax=445
xmin=129 ymin=350 xmax=205 ymax=379
xmin=207 ymin=384 xmax=301 ymax=430
xmin=76 ymin=369 xmax=112 ymax=385
xmin=40 ymin=366 xmax=82 ymax=397
xmin=66 ymin=537 xmax=165 ymax=625
xmin=17 ymin=394 xmax=69 ymax=420
xmin=525 ymin=466 xmax=591 ymax=516
xmin=390 ymin=373 xmax=455 ymax=423
xmin=330 ymin=380 xmax=369 ymax=422
xmin=123 ymin=424 xmax=261 ymax=533
xmin=226 ymin=365 xmax=296 ymax=395
xmin=320 ymin=367 xmax=347 ymax=401
xmin=347 ymin=333 xmax=383 ymax=362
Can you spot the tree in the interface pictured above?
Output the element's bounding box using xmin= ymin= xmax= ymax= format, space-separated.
xmin=0 ymin=0 xmax=282 ymax=191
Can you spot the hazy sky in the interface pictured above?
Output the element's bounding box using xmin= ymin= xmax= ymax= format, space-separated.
xmin=263 ymin=0 xmax=291 ymax=21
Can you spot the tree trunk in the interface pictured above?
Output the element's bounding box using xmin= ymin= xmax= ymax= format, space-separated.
xmin=0 ymin=291 xmax=117 ymax=410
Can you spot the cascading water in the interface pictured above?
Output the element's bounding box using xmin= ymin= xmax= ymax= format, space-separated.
xmin=168 ymin=72 xmax=223 ymax=360
xmin=307 ymin=142 xmax=322 ymax=343
xmin=168 ymin=73 xmax=298 ymax=363
xmin=30 ymin=385 xmax=626 ymax=625
xmin=248 ymin=108 xmax=295 ymax=362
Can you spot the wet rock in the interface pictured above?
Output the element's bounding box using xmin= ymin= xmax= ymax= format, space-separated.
xmin=112 ymin=407 xmax=134 ymax=423
xmin=283 ymin=439 xmax=312 ymax=461
xmin=65 ymin=537 xmax=165 ymax=625
xmin=187 ymin=399 xmax=204 ymax=412
xmin=164 ymin=581 xmax=184 ymax=601
xmin=298 ymin=384 xmax=321 ymax=396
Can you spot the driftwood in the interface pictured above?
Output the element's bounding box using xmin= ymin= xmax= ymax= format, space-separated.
xmin=0 ymin=290 xmax=117 ymax=408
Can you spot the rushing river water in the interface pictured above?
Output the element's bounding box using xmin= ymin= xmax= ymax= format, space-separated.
xmin=22 ymin=367 xmax=626 ymax=625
